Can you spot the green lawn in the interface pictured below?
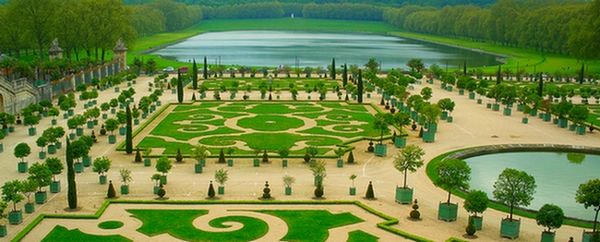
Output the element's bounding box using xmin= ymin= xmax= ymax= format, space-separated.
xmin=42 ymin=225 xmax=131 ymax=242
xmin=259 ymin=210 xmax=363 ymax=241
xmin=347 ymin=230 xmax=379 ymax=242
xmin=128 ymin=209 xmax=268 ymax=241
xmin=586 ymin=105 xmax=600 ymax=127
xmin=199 ymin=77 xmax=340 ymax=91
xmin=136 ymin=101 xmax=384 ymax=156
xmin=129 ymin=18 xmax=596 ymax=75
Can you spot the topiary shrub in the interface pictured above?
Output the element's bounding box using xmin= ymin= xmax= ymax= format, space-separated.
xmin=175 ymin=148 xmax=183 ymax=163
xmin=466 ymin=218 xmax=476 ymax=236
xmin=107 ymin=181 xmax=116 ymax=198
xmin=410 ymin=199 xmax=421 ymax=220
xmin=207 ymin=181 xmax=215 ymax=198
xmin=303 ymin=152 xmax=311 ymax=163
xmin=365 ymin=181 xmax=375 ymax=199
xmin=314 ymin=184 xmax=324 ymax=198
xmin=134 ymin=149 xmax=142 ymax=163
xmin=157 ymin=185 xmax=166 ymax=198
xmin=347 ymin=151 xmax=354 ymax=164
xmin=262 ymin=150 xmax=269 ymax=163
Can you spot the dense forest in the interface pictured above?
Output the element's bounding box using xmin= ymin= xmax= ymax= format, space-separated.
xmin=0 ymin=0 xmax=598 ymax=63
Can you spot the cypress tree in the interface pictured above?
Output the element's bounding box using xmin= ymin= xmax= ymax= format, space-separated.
xmin=365 ymin=181 xmax=375 ymax=199
xmin=203 ymin=56 xmax=208 ymax=80
xmin=66 ymin=138 xmax=77 ymax=209
xmin=218 ymin=148 xmax=225 ymax=163
xmin=537 ymin=73 xmax=544 ymax=97
xmin=107 ymin=180 xmax=116 ymax=198
xmin=342 ymin=64 xmax=348 ymax=87
xmin=331 ymin=58 xmax=336 ymax=79
xmin=177 ymin=72 xmax=184 ymax=103
xmin=347 ymin=150 xmax=354 ymax=164
xmin=125 ymin=105 xmax=132 ymax=154
xmin=496 ymin=65 xmax=502 ymax=84
xmin=463 ymin=60 xmax=467 ymax=75
xmin=579 ymin=63 xmax=585 ymax=84
xmin=357 ymin=69 xmax=363 ymax=104
xmin=135 ymin=149 xmax=142 ymax=163
xmin=192 ymin=59 xmax=198 ymax=89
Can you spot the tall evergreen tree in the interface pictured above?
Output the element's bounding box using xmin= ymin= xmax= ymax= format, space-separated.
xmin=579 ymin=63 xmax=585 ymax=84
xmin=357 ymin=69 xmax=364 ymax=103
xmin=537 ymin=73 xmax=544 ymax=97
xmin=192 ymin=59 xmax=198 ymax=89
xmin=177 ymin=71 xmax=184 ymax=103
xmin=463 ymin=60 xmax=467 ymax=75
xmin=496 ymin=65 xmax=502 ymax=84
xmin=125 ymin=105 xmax=133 ymax=154
xmin=66 ymin=138 xmax=77 ymax=209
xmin=203 ymin=56 xmax=208 ymax=80
xmin=331 ymin=58 xmax=336 ymax=79
xmin=342 ymin=64 xmax=348 ymax=87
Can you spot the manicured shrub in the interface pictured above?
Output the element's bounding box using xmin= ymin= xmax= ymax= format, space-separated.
xmin=262 ymin=150 xmax=269 ymax=163
xmin=157 ymin=185 xmax=166 ymax=198
xmin=347 ymin=151 xmax=354 ymax=164
xmin=365 ymin=181 xmax=375 ymax=199
xmin=218 ymin=149 xmax=225 ymax=163
xmin=466 ymin=219 xmax=476 ymax=236
xmin=134 ymin=149 xmax=142 ymax=163
xmin=176 ymin=148 xmax=183 ymax=163
xmin=107 ymin=181 xmax=116 ymax=198
xmin=207 ymin=181 xmax=215 ymax=198
xmin=410 ymin=200 xmax=420 ymax=220
xmin=314 ymin=184 xmax=324 ymax=198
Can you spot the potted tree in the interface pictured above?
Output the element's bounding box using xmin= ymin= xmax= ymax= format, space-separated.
xmin=226 ymin=148 xmax=235 ymax=167
xmin=334 ymin=148 xmax=345 ymax=168
xmin=23 ymin=114 xmax=39 ymax=136
xmin=435 ymin=158 xmax=471 ymax=222
xmin=575 ymin=179 xmax=600 ymax=241
xmin=28 ymin=163 xmax=52 ymax=204
xmin=155 ymin=157 xmax=172 ymax=185
xmin=143 ymin=148 xmax=152 ymax=167
xmin=92 ymin=157 xmax=111 ymax=184
xmin=151 ymin=173 xmax=161 ymax=194
xmin=464 ymin=190 xmax=489 ymax=230
xmin=119 ymin=169 xmax=132 ymax=195
xmin=192 ymin=145 xmax=208 ymax=173
xmin=36 ymin=135 xmax=48 ymax=159
xmin=493 ymin=168 xmax=536 ymax=239
xmin=100 ymin=102 xmax=110 ymax=119
xmin=215 ymin=168 xmax=228 ymax=195
xmin=391 ymin=112 xmax=411 ymax=148
xmin=104 ymin=118 xmax=119 ymax=144
xmin=373 ymin=113 xmax=392 ymax=157
xmin=349 ymin=174 xmax=357 ymax=195
xmin=2 ymin=180 xmax=23 ymax=224
xmin=283 ymin=175 xmax=295 ymax=195
xmin=536 ymin=204 xmax=564 ymax=242
xmin=14 ymin=143 xmax=31 ymax=173
xmin=394 ymin=145 xmax=425 ymax=204
xmin=253 ymin=149 xmax=261 ymax=167
xmin=21 ymin=180 xmax=37 ymax=214
xmin=310 ymin=160 xmax=327 ymax=187
xmin=0 ymin=201 xmax=7 ymax=237
xmin=45 ymin=157 xmax=63 ymax=193
xmin=278 ymin=148 xmax=289 ymax=168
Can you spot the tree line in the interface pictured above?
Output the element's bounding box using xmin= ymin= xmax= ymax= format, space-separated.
xmin=383 ymin=0 xmax=600 ymax=59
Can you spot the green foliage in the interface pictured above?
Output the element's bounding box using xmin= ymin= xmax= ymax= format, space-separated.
xmin=435 ymin=158 xmax=471 ymax=204
xmin=207 ymin=182 xmax=215 ymax=198
xmin=42 ymin=225 xmax=130 ymax=242
xmin=126 ymin=106 xmax=133 ymax=154
xmin=14 ymin=142 xmax=31 ymax=162
xmin=66 ymin=139 xmax=77 ymax=209
xmin=536 ymin=204 xmax=564 ymax=232
xmin=104 ymin=119 xmax=119 ymax=133
xmin=214 ymin=169 xmax=228 ymax=186
xmin=45 ymin=157 xmax=64 ymax=180
xmin=394 ymin=145 xmax=425 ymax=189
xmin=2 ymin=180 xmax=23 ymax=211
xmin=347 ymin=150 xmax=355 ymax=164
xmin=120 ymin=169 xmax=132 ymax=185
xmin=576 ymin=179 xmax=600 ymax=232
xmin=493 ymin=168 xmax=536 ymax=221
xmin=92 ymin=157 xmax=111 ymax=176
xmin=463 ymin=190 xmax=489 ymax=216
xmin=260 ymin=210 xmax=363 ymax=241
xmin=28 ymin=163 xmax=53 ymax=191
xmin=365 ymin=181 xmax=375 ymax=199
xmin=175 ymin=148 xmax=183 ymax=163
xmin=155 ymin=157 xmax=172 ymax=175
xmin=347 ymin=230 xmax=379 ymax=242
xmin=107 ymin=181 xmax=116 ymax=199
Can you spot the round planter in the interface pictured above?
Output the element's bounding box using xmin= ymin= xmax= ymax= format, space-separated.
xmin=120 ymin=185 xmax=129 ymax=195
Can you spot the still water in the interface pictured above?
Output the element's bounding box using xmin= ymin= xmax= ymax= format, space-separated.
xmin=465 ymin=152 xmax=600 ymax=220
xmin=152 ymin=30 xmax=503 ymax=69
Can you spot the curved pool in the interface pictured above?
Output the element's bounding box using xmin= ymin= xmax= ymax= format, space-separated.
xmin=465 ymin=152 xmax=600 ymax=221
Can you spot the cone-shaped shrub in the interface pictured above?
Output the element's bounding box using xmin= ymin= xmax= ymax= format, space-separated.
xmin=107 ymin=180 xmax=116 ymax=198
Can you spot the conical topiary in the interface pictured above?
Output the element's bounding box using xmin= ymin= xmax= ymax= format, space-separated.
xmin=218 ymin=149 xmax=226 ymax=163
xmin=365 ymin=181 xmax=375 ymax=199
xmin=418 ymin=127 xmax=424 ymax=138
xmin=347 ymin=151 xmax=354 ymax=164
xmin=262 ymin=150 xmax=269 ymax=163
xmin=135 ymin=149 xmax=142 ymax=163
xmin=107 ymin=180 xmax=116 ymax=198
xmin=208 ymin=181 xmax=215 ymax=198
xmin=176 ymin=148 xmax=183 ymax=163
